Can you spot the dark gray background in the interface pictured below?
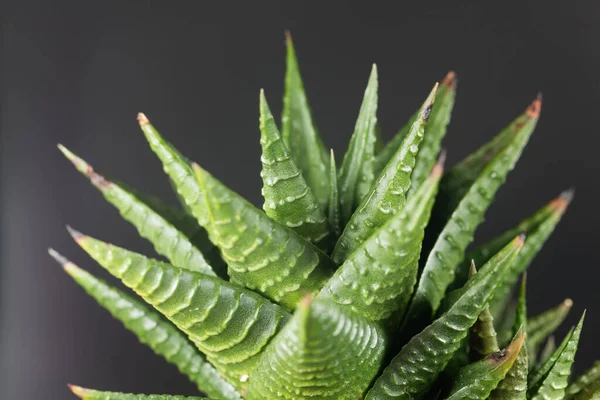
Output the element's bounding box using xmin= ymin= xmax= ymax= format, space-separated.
xmin=2 ymin=1 xmax=599 ymax=398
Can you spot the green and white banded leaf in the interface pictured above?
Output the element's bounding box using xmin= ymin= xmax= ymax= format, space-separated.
xmin=374 ymin=71 xmax=456 ymax=177
xmin=366 ymin=236 xmax=524 ymax=400
xmin=281 ymin=32 xmax=330 ymax=210
xmin=319 ymin=159 xmax=442 ymax=325
xmin=338 ymin=65 xmax=379 ymax=224
xmin=193 ymin=164 xmax=335 ymax=310
xmin=259 ymin=90 xmax=330 ymax=244
xmin=69 ymin=229 xmax=290 ymax=390
xmin=446 ymin=330 xmax=526 ymax=400
xmin=69 ymin=386 xmax=208 ymax=400
xmin=489 ymin=275 xmax=529 ymax=400
xmin=49 ymin=250 xmax=240 ymax=400
xmin=328 ymin=150 xmax=341 ymax=237
xmin=332 ymin=83 xmax=438 ymax=264
xmin=246 ymin=298 xmax=386 ymax=400
xmin=58 ymin=145 xmax=219 ymax=277
xmin=400 ymin=97 xmax=541 ymax=339
xmin=469 ymin=263 xmax=500 ymax=360
xmin=529 ymin=312 xmax=585 ymax=400
xmin=565 ymin=361 xmax=600 ymax=400
xmin=138 ymin=113 xmax=210 ymax=228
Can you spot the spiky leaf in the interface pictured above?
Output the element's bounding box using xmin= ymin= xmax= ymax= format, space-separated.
xmin=538 ymin=336 xmax=556 ymax=366
xmin=281 ymin=32 xmax=330 ymax=209
xmin=246 ymin=298 xmax=386 ymax=400
xmin=365 ymin=236 xmax=523 ymax=400
xmin=400 ymin=97 xmax=540 ymax=338
xmin=49 ymin=250 xmax=240 ymax=400
xmin=565 ymin=361 xmax=600 ymax=399
xmin=338 ymin=65 xmax=379 ymax=223
xmin=569 ymin=379 xmax=600 ymax=400
xmin=138 ymin=113 xmax=210 ymax=227
xmin=259 ymin=91 xmax=330 ymax=244
xmin=68 ymin=386 xmax=207 ymax=400
xmin=70 ymin=229 xmax=290 ymax=388
xmin=445 ymin=331 xmax=526 ymax=400
xmin=332 ymin=83 xmax=438 ymax=263
xmin=193 ymin=164 xmax=335 ymax=309
xmin=58 ymin=145 xmax=219 ymax=277
xmin=528 ymin=312 xmax=585 ymax=400
xmin=319 ymin=161 xmax=441 ymax=324
xmin=469 ymin=263 xmax=500 ymax=360
xmin=327 ymin=150 xmax=341 ymax=237
xmin=528 ymin=298 xmax=573 ymax=365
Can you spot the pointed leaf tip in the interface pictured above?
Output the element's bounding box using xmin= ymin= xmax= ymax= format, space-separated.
xmin=48 ymin=248 xmax=70 ymax=268
xmin=468 ymin=260 xmax=477 ymax=277
xmin=526 ymin=94 xmax=542 ymax=118
xmin=68 ymin=384 xmax=89 ymax=398
xmin=421 ymin=82 xmax=439 ymax=121
xmin=137 ymin=112 xmax=149 ymax=125
xmin=431 ymin=149 xmax=447 ymax=177
xmin=298 ymin=293 xmax=314 ymax=310
xmin=66 ymin=225 xmax=86 ymax=241
xmin=442 ymin=71 xmax=458 ymax=89
xmin=550 ymin=188 xmax=575 ymax=213
xmin=562 ymin=298 xmax=574 ymax=309
xmin=517 ymin=232 xmax=527 ymax=245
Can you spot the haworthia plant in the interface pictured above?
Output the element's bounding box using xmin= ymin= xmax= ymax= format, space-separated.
xmin=49 ymin=250 xmax=241 ymax=400
xmin=332 ymin=83 xmax=438 ymax=264
xmin=51 ymin=35 xmax=596 ymax=399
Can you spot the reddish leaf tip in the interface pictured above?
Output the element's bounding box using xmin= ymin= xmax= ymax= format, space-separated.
xmin=284 ymin=30 xmax=293 ymax=44
xmin=68 ymin=384 xmax=89 ymax=398
xmin=298 ymin=293 xmax=314 ymax=310
xmin=137 ymin=112 xmax=149 ymax=125
xmin=431 ymin=149 xmax=447 ymax=177
xmin=562 ymin=298 xmax=574 ymax=309
xmin=66 ymin=225 xmax=86 ymax=242
xmin=550 ymin=188 xmax=575 ymax=213
xmin=441 ymin=71 xmax=457 ymax=89
xmin=526 ymin=94 xmax=542 ymax=118
xmin=516 ymin=232 xmax=527 ymax=246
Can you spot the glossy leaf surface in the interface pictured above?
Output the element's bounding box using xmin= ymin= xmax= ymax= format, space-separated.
xmin=69 ymin=386 xmax=207 ymax=400
xmin=565 ymin=361 xmax=600 ymax=399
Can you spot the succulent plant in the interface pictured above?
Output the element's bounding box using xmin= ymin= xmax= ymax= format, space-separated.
xmin=49 ymin=34 xmax=599 ymax=400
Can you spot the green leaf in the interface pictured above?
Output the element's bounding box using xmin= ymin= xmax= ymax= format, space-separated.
xmin=565 ymin=361 xmax=600 ymax=399
xmin=68 ymin=385 xmax=208 ymax=400
xmin=527 ymin=298 xmax=573 ymax=366
xmin=246 ymin=297 xmax=386 ymax=400
xmin=445 ymin=330 xmax=526 ymax=400
xmin=407 ymin=72 xmax=457 ymax=197
xmin=69 ymin=229 xmax=290 ymax=389
xmin=332 ymin=83 xmax=438 ymax=264
xmin=57 ymin=145 xmax=220 ymax=277
xmin=49 ymin=250 xmax=241 ymax=400
xmin=400 ymin=96 xmax=541 ymax=338
xmin=374 ymin=71 xmax=456 ymax=177
xmin=319 ymin=160 xmax=442 ymax=325
xmin=366 ymin=236 xmax=524 ymax=400
xmin=489 ymin=275 xmax=529 ymax=400
xmin=281 ymin=32 xmax=330 ymax=210
xmin=468 ymin=263 xmax=500 ymax=360
xmin=528 ymin=312 xmax=585 ymax=400
xmin=192 ymin=164 xmax=335 ymax=310
xmin=338 ymin=65 xmax=379 ymax=224
xmin=138 ymin=113 xmax=210 ymax=227
xmin=327 ymin=150 xmax=341 ymax=238
xmin=537 ymin=336 xmax=556 ymax=366
xmin=435 ymin=94 xmax=541 ymax=216
xmin=569 ymin=378 xmax=600 ymax=400
xmin=259 ymin=90 xmax=330 ymax=244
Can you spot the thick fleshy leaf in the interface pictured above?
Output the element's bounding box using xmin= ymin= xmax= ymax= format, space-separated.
xmin=528 ymin=298 xmax=573 ymax=365
xmin=450 ymin=190 xmax=570 ymax=295
xmin=332 ymin=83 xmax=438 ymax=264
xmin=400 ymin=96 xmax=541 ymax=338
xmin=281 ymin=32 xmax=330 ymax=210
xmin=259 ymin=91 xmax=330 ymax=244
xmin=374 ymin=71 xmax=456 ymax=177
xmin=528 ymin=312 xmax=585 ymax=400
xmin=407 ymin=72 xmax=457 ymax=197
xmin=468 ymin=263 xmax=500 ymax=360
xmin=366 ymin=236 xmax=524 ymax=400
xmin=69 ymin=386 xmax=207 ymax=400
xmin=565 ymin=361 xmax=600 ymax=399
xmin=445 ymin=330 xmax=526 ymax=400
xmin=69 ymin=229 xmax=290 ymax=389
xmin=58 ymin=145 xmax=219 ymax=277
xmin=569 ymin=379 xmax=600 ymax=400
xmin=327 ymin=150 xmax=341 ymax=237
xmin=192 ymin=164 xmax=335 ymax=309
xmin=489 ymin=275 xmax=529 ymax=400
xmin=138 ymin=113 xmax=209 ymax=227
xmin=434 ymin=94 xmax=541 ymax=216
xmin=246 ymin=297 xmax=386 ymax=400
xmin=319 ymin=160 xmax=442 ymax=325
xmin=338 ymin=65 xmax=379 ymax=224
xmin=49 ymin=250 xmax=240 ymax=400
